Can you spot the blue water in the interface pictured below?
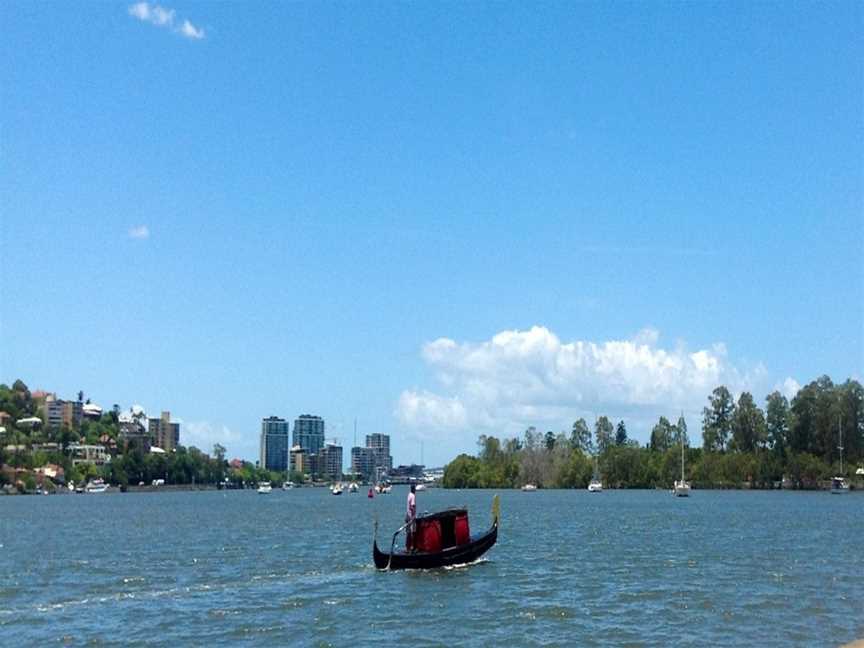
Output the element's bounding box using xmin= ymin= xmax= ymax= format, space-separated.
xmin=1 ymin=488 xmax=862 ymax=646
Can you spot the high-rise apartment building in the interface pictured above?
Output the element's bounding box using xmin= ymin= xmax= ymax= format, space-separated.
xmin=44 ymin=395 xmax=83 ymax=429
xmin=319 ymin=443 xmax=343 ymax=480
xmin=350 ymin=446 xmax=377 ymax=481
xmin=366 ymin=433 xmax=393 ymax=474
xmin=293 ymin=415 xmax=325 ymax=455
xmin=350 ymin=433 xmax=392 ymax=481
xmin=260 ymin=416 xmax=290 ymax=472
xmin=148 ymin=411 xmax=180 ymax=452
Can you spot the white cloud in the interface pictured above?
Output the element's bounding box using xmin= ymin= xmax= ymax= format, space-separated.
xmin=128 ymin=3 xmax=205 ymax=40
xmin=395 ymin=326 xmax=769 ymax=440
xmin=778 ymin=377 xmax=801 ymax=400
xmin=179 ymin=19 xmax=205 ymax=40
xmin=128 ymin=225 xmax=150 ymax=239
xmin=182 ymin=421 xmax=240 ymax=453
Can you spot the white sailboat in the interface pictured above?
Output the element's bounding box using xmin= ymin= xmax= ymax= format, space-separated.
xmin=587 ymin=455 xmax=603 ymax=493
xmin=673 ymin=436 xmax=691 ymax=497
xmin=831 ymin=416 xmax=850 ymax=495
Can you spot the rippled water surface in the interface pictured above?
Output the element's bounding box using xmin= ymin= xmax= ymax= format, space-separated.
xmin=2 ymin=488 xmax=863 ymax=646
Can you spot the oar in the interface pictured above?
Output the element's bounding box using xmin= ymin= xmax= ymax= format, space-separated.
xmin=491 ymin=494 xmax=500 ymax=526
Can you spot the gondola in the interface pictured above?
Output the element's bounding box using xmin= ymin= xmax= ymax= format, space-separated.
xmin=373 ymin=496 xmax=499 ymax=570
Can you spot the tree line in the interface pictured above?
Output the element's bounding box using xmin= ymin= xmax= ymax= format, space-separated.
xmin=0 ymin=380 xmax=285 ymax=492
xmin=442 ymin=376 xmax=863 ymax=490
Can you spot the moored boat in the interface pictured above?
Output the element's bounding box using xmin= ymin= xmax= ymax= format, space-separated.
xmin=521 ymin=483 xmax=537 ymax=492
xmin=673 ymin=428 xmax=691 ymax=497
xmin=282 ymin=481 xmax=295 ymax=490
xmin=257 ymin=481 xmax=272 ymax=494
xmin=588 ymin=455 xmax=603 ymax=492
xmin=331 ymin=483 xmax=344 ymax=495
xmin=373 ymin=496 xmax=499 ymax=570
xmin=831 ymin=416 xmax=850 ymax=494
xmin=349 ymin=482 xmax=359 ymax=493
xmin=85 ymin=479 xmax=109 ymax=494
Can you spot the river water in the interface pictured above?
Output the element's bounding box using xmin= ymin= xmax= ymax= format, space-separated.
xmin=1 ymin=488 xmax=862 ymax=646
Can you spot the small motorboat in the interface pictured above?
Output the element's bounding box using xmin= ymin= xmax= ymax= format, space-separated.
xmin=521 ymin=483 xmax=537 ymax=492
xmin=414 ymin=483 xmax=427 ymax=492
xmin=373 ymin=496 xmax=499 ymax=570
xmin=588 ymin=478 xmax=603 ymax=493
xmin=85 ymin=479 xmax=109 ymax=494
xmin=349 ymin=482 xmax=359 ymax=493
xmin=257 ymin=481 xmax=272 ymax=494
xmin=282 ymin=481 xmax=295 ymax=490
xmin=331 ymin=483 xmax=344 ymax=495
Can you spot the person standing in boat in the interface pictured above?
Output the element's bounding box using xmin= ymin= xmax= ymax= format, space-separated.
xmin=405 ymin=483 xmax=417 ymax=550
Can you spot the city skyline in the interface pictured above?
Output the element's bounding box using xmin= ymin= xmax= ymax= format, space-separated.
xmin=2 ymin=3 xmax=862 ymax=467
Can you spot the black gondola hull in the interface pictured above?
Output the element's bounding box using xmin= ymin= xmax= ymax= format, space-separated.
xmin=373 ymin=523 xmax=497 ymax=570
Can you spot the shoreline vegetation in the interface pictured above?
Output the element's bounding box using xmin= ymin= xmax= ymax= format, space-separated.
xmin=2 ymin=375 xmax=862 ymax=495
xmin=443 ymin=376 xmax=863 ymax=491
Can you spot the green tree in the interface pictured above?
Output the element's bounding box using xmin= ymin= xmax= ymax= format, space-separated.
xmin=570 ymin=418 xmax=593 ymax=454
xmin=650 ymin=416 xmax=674 ymax=452
xmin=731 ymin=392 xmax=767 ymax=453
xmin=615 ymin=420 xmax=628 ymax=446
xmin=765 ymin=391 xmax=790 ymax=456
xmin=703 ymin=386 xmax=735 ymax=452
xmin=594 ymin=416 xmax=614 ymax=455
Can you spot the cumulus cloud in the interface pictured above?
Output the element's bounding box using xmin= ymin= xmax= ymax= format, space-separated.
xmin=395 ymin=326 xmax=769 ymax=439
xmin=778 ymin=377 xmax=801 ymax=400
xmin=179 ymin=19 xmax=205 ymax=40
xmin=128 ymin=225 xmax=150 ymax=239
xmin=182 ymin=421 xmax=240 ymax=453
xmin=128 ymin=3 xmax=205 ymax=40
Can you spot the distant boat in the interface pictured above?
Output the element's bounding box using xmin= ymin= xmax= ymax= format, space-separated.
xmin=331 ymin=483 xmax=344 ymax=495
xmin=673 ymin=433 xmax=691 ymax=497
xmin=415 ymin=483 xmax=426 ymax=492
xmin=521 ymin=483 xmax=537 ymax=492
xmin=831 ymin=416 xmax=850 ymax=495
xmin=588 ymin=456 xmax=603 ymax=493
xmin=368 ymin=487 xmax=375 ymax=498
xmin=348 ymin=482 xmax=359 ymax=493
xmin=85 ymin=479 xmax=109 ymax=494
xmin=257 ymin=482 xmax=272 ymax=494
xmin=282 ymin=481 xmax=294 ymax=490
xmin=375 ymin=482 xmax=392 ymax=494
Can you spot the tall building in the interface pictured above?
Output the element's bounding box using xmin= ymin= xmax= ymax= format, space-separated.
xmin=44 ymin=395 xmax=83 ymax=429
xmin=319 ymin=443 xmax=343 ymax=480
xmin=366 ymin=433 xmax=393 ymax=475
xmin=149 ymin=411 xmax=180 ymax=451
xmin=350 ymin=447 xmax=376 ymax=480
xmin=260 ymin=416 xmax=290 ymax=472
xmin=293 ymin=415 xmax=325 ymax=455
xmin=290 ymin=445 xmax=307 ymax=475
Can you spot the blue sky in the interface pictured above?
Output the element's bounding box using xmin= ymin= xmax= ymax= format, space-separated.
xmin=2 ymin=2 xmax=862 ymax=467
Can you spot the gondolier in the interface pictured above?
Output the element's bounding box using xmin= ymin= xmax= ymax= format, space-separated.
xmin=405 ymin=483 xmax=417 ymax=550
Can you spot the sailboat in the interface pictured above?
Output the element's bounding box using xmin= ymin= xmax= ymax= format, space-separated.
xmin=831 ymin=416 xmax=850 ymax=494
xmin=588 ymin=455 xmax=603 ymax=492
xmin=673 ymin=435 xmax=691 ymax=497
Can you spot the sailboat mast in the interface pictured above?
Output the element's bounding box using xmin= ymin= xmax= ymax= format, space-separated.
xmin=838 ymin=415 xmax=843 ymax=474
